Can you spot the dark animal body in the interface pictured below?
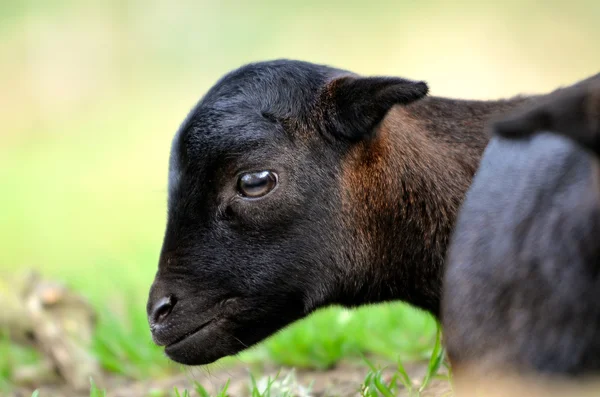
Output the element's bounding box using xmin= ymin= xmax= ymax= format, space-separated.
xmin=442 ymin=77 xmax=600 ymax=395
xmin=495 ymin=77 xmax=600 ymax=155
xmin=146 ymin=58 xmax=591 ymax=367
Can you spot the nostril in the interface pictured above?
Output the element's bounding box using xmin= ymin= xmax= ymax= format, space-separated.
xmin=151 ymin=295 xmax=176 ymax=325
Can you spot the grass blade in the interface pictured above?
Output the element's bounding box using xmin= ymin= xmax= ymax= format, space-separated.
xmin=89 ymin=377 xmax=107 ymax=397
xmin=396 ymin=357 xmax=413 ymax=390
xmin=419 ymin=324 xmax=445 ymax=392
xmin=372 ymin=371 xmax=395 ymax=397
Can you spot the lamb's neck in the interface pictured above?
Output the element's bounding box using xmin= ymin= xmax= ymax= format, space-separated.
xmin=342 ymin=95 xmax=533 ymax=316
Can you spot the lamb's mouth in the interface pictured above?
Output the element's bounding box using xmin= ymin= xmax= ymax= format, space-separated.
xmin=165 ymin=317 xmax=217 ymax=349
xmin=163 ymin=316 xmax=232 ymax=366
xmin=162 ymin=299 xmax=247 ymax=366
xmin=164 ymin=297 xmax=240 ymax=350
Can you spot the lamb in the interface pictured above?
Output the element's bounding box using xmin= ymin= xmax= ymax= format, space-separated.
xmin=145 ymin=58 xmax=591 ymax=367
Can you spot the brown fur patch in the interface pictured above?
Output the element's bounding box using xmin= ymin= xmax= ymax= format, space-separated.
xmin=337 ymin=101 xmax=505 ymax=311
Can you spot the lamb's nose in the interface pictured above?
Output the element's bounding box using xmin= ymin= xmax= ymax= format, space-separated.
xmin=149 ymin=295 xmax=176 ymax=325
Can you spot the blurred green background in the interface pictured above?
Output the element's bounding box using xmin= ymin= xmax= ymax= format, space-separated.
xmin=1 ymin=0 xmax=599 ymax=390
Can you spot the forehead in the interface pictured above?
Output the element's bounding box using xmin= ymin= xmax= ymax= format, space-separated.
xmin=201 ymin=59 xmax=343 ymax=115
xmin=168 ymin=60 xmax=345 ymax=190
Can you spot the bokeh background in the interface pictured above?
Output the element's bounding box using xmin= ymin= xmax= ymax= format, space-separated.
xmin=1 ymin=0 xmax=599 ymax=393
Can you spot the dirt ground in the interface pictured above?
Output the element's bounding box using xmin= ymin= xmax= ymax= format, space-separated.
xmin=8 ymin=360 xmax=452 ymax=397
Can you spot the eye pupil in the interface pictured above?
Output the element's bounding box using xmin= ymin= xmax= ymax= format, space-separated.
xmin=238 ymin=171 xmax=278 ymax=198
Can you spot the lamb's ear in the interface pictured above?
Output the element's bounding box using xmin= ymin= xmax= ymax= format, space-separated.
xmin=319 ymin=76 xmax=429 ymax=141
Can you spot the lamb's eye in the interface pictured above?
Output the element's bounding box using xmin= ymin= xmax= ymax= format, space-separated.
xmin=237 ymin=171 xmax=278 ymax=198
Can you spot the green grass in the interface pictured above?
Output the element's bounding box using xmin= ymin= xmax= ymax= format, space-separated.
xmin=2 ymin=265 xmax=437 ymax=394
xmin=0 ymin=330 xmax=43 ymax=392
xmin=29 ymin=329 xmax=449 ymax=396
xmin=6 ymin=298 xmax=437 ymax=395
xmin=360 ymin=325 xmax=448 ymax=397
xmin=91 ymin=296 xmax=438 ymax=378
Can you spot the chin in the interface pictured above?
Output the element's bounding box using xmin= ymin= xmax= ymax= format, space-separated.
xmin=161 ymin=318 xmax=243 ymax=365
